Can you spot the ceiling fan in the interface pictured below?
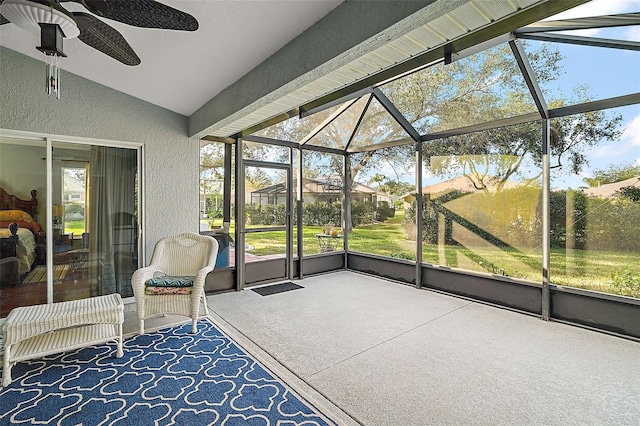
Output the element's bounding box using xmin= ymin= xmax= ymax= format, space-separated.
xmin=0 ymin=0 xmax=199 ymax=66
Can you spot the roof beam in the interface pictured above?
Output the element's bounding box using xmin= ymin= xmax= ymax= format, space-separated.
xmin=421 ymin=112 xmax=541 ymax=141
xmin=509 ymin=39 xmax=549 ymax=119
xmin=347 ymin=137 xmax=415 ymax=153
xmin=300 ymin=97 xmax=360 ymax=145
xmin=372 ymin=87 xmax=421 ymax=141
xmin=548 ymin=93 xmax=640 ymax=118
xmin=516 ymin=32 xmax=640 ymax=51
xmin=243 ymin=134 xmax=299 ymax=148
xmin=301 ymin=144 xmax=344 ymax=156
xmin=515 ymin=12 xmax=640 ymax=34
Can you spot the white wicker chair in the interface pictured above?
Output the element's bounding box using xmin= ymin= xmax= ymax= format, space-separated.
xmin=132 ymin=233 xmax=218 ymax=334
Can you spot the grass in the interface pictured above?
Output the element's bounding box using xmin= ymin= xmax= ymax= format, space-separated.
xmin=64 ymin=219 xmax=86 ymax=236
xmin=349 ymin=212 xmax=415 ymax=259
xmin=202 ymin=212 xmax=640 ymax=298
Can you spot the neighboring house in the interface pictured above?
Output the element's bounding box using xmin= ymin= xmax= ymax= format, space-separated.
xmin=62 ymin=173 xmax=85 ymax=218
xmin=250 ymin=177 xmax=391 ymax=206
xmin=582 ymin=176 xmax=640 ymax=198
xmin=400 ymin=176 xmax=521 ymax=207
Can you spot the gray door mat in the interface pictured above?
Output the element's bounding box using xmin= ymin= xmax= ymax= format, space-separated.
xmin=252 ymin=282 xmax=304 ymax=296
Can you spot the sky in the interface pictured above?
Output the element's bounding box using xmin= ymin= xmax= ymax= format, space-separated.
xmin=545 ymin=0 xmax=640 ymax=189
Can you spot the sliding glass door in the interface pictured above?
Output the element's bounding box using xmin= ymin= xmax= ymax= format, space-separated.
xmin=52 ymin=142 xmax=140 ymax=301
xmin=0 ymin=135 xmax=141 ymax=317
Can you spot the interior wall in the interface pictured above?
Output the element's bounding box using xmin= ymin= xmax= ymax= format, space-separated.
xmin=0 ymin=142 xmax=46 ymax=220
xmin=0 ymin=47 xmax=199 ymax=263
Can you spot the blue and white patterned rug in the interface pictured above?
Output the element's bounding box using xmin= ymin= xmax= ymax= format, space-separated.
xmin=0 ymin=318 xmax=337 ymax=425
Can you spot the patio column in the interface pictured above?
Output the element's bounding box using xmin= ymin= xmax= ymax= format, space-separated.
xmin=542 ymin=120 xmax=551 ymax=320
xmin=415 ymin=141 xmax=423 ymax=288
xmin=342 ymin=153 xmax=350 ymax=268
xmin=223 ymin=142 xmax=232 ymax=230
xmin=297 ymin=147 xmax=304 ymax=279
xmin=235 ymin=137 xmax=245 ymax=291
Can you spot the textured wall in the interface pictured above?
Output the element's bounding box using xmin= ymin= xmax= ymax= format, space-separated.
xmin=0 ymin=47 xmax=199 ymax=262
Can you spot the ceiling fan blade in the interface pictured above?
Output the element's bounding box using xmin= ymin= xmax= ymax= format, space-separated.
xmin=72 ymin=12 xmax=141 ymax=66
xmin=81 ymin=0 xmax=198 ymax=31
xmin=1 ymin=13 xmax=11 ymax=25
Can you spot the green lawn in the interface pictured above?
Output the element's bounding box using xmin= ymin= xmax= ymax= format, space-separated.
xmin=64 ymin=219 xmax=86 ymax=236
xmin=349 ymin=212 xmax=415 ymax=259
xmin=206 ymin=212 xmax=640 ymax=298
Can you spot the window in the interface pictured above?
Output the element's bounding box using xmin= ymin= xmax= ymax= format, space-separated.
xmin=62 ymin=166 xmax=87 ymax=236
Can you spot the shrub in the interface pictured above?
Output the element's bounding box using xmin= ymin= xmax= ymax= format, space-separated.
xmin=247 ymin=200 xmax=384 ymax=228
xmin=245 ymin=204 xmax=287 ymax=225
xmin=390 ymin=251 xmax=415 ymax=261
xmin=301 ymin=201 xmax=341 ymax=226
xmin=404 ymin=187 xmax=640 ymax=253
xmin=351 ymin=201 xmax=375 ymax=227
xmin=375 ymin=201 xmax=395 ymax=222
xmin=611 ymin=268 xmax=640 ymax=298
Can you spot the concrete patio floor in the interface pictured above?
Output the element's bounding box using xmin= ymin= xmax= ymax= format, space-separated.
xmin=199 ymin=271 xmax=640 ymax=425
xmin=3 ymin=269 xmax=638 ymax=424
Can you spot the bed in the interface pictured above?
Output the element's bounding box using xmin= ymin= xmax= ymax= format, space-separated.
xmin=0 ymin=187 xmax=40 ymax=278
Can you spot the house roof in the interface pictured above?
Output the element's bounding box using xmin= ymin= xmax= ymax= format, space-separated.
xmin=0 ymin=0 xmax=592 ymax=140
xmin=583 ymin=176 xmax=640 ymax=198
xmin=400 ymin=176 xmax=521 ymax=202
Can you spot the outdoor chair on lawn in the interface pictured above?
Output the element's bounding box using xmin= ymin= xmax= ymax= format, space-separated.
xmin=132 ymin=232 xmax=218 ymax=334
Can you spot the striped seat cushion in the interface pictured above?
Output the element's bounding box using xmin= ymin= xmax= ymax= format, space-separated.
xmin=144 ymin=275 xmax=195 ymax=296
xmin=145 ymin=276 xmax=195 ymax=288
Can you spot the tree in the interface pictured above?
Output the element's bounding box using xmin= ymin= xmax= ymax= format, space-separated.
xmin=385 ymin=43 xmax=620 ymax=193
xmin=380 ymin=179 xmax=415 ymax=196
xmin=200 ymin=143 xmax=225 ymax=180
xmin=368 ymin=173 xmax=386 ymax=190
xmin=584 ymin=163 xmax=640 ymax=187
xmin=617 ymin=185 xmax=640 ymax=203
xmin=250 ymin=41 xmax=623 ymax=231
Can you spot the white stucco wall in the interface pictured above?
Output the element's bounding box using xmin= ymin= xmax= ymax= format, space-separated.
xmin=0 ymin=47 xmax=199 ymax=263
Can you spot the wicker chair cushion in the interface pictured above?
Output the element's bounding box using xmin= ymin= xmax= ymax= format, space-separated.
xmin=145 ymin=276 xmax=195 ymax=287
xmin=145 ymin=286 xmax=193 ymax=295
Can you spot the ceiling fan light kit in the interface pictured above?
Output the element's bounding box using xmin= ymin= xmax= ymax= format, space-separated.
xmin=0 ymin=0 xmax=79 ymax=38
xmin=1 ymin=0 xmax=199 ymax=98
xmin=1 ymin=0 xmax=79 ymax=99
xmin=39 ymin=23 xmax=64 ymax=98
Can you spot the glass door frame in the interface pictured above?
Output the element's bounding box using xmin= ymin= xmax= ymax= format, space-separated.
xmin=236 ymin=157 xmax=293 ymax=290
xmin=47 ymin=138 xmax=143 ymax=303
xmin=0 ymin=129 xmax=143 ymax=309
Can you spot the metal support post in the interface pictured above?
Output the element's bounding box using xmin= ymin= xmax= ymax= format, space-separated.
xmin=415 ymin=142 xmax=424 ymax=288
xmin=542 ymin=120 xmax=551 ymax=320
xmin=235 ymin=138 xmax=245 ymax=291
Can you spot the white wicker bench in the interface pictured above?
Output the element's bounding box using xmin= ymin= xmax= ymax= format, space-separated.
xmin=2 ymin=293 xmax=124 ymax=387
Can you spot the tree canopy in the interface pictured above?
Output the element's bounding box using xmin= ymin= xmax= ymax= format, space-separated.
xmin=236 ymin=39 xmax=624 ymax=230
xmin=584 ymin=163 xmax=640 ymax=187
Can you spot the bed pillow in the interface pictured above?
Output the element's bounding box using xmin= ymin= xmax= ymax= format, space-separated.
xmin=0 ymin=220 xmax=42 ymax=233
xmin=0 ymin=210 xmax=33 ymax=223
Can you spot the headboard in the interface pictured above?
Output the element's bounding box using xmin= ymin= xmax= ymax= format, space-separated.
xmin=0 ymin=187 xmax=38 ymax=222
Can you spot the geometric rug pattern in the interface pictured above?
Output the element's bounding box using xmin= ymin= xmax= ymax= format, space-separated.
xmin=0 ymin=318 xmax=337 ymax=425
